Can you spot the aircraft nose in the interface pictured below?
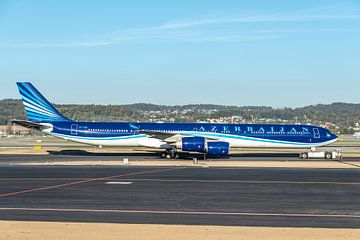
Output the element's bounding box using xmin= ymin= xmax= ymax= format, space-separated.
xmin=332 ymin=133 xmax=339 ymax=141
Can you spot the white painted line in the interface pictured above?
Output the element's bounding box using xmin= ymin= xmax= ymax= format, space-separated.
xmin=105 ymin=182 xmax=133 ymax=185
xmin=0 ymin=207 xmax=359 ymax=219
xmin=0 ymin=147 xmax=33 ymax=149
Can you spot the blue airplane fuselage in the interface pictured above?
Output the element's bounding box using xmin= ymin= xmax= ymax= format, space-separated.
xmin=47 ymin=121 xmax=338 ymax=148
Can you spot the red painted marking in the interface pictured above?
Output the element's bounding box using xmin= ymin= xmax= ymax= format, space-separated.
xmin=0 ymin=207 xmax=358 ymax=218
xmin=0 ymin=167 xmax=184 ymax=197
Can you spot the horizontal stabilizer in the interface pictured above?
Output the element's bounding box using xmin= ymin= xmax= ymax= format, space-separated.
xmin=12 ymin=120 xmax=51 ymax=130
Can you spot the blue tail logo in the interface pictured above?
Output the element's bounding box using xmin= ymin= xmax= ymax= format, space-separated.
xmin=16 ymin=82 xmax=71 ymax=122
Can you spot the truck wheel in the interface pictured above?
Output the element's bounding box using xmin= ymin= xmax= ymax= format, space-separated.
xmin=301 ymin=153 xmax=308 ymax=159
xmin=325 ymin=152 xmax=332 ymax=159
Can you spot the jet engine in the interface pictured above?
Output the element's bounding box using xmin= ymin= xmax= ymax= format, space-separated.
xmin=180 ymin=136 xmax=206 ymax=152
xmin=177 ymin=137 xmax=230 ymax=156
xmin=207 ymin=141 xmax=229 ymax=156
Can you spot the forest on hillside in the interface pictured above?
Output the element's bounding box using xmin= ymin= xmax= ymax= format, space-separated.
xmin=1 ymin=99 xmax=359 ymax=133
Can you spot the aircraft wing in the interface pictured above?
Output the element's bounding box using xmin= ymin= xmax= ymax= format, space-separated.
xmin=139 ymin=130 xmax=180 ymax=142
xmin=139 ymin=130 xmax=218 ymax=142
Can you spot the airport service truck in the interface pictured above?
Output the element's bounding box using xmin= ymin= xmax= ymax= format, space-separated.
xmin=354 ymin=132 xmax=360 ymax=139
xmin=299 ymin=149 xmax=342 ymax=159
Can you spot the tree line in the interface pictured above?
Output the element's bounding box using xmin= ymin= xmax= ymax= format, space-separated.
xmin=1 ymin=99 xmax=359 ymax=133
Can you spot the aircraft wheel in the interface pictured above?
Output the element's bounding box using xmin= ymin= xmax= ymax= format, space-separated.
xmin=300 ymin=153 xmax=308 ymax=159
xmin=165 ymin=154 xmax=172 ymax=159
xmin=161 ymin=152 xmax=166 ymax=158
xmin=325 ymin=152 xmax=332 ymax=159
xmin=174 ymin=153 xmax=180 ymax=159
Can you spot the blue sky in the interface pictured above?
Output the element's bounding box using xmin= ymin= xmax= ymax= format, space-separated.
xmin=0 ymin=0 xmax=359 ymax=107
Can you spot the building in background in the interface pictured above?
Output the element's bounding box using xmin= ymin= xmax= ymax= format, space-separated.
xmin=0 ymin=125 xmax=29 ymax=136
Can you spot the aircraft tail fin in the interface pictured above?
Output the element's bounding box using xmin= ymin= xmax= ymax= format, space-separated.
xmin=16 ymin=82 xmax=72 ymax=122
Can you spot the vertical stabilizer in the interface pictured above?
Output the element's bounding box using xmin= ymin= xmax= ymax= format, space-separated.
xmin=16 ymin=82 xmax=71 ymax=122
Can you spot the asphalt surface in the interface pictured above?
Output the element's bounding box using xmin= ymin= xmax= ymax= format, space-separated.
xmin=0 ymin=154 xmax=359 ymax=228
xmin=1 ymin=150 xmax=360 ymax=165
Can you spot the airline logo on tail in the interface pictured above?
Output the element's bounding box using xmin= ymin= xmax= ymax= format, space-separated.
xmin=16 ymin=82 xmax=71 ymax=122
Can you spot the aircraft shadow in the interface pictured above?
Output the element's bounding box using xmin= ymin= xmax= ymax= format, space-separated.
xmin=47 ymin=150 xmax=159 ymax=157
xmin=229 ymin=153 xmax=299 ymax=158
xmin=47 ymin=150 xmax=299 ymax=159
xmin=47 ymin=150 xmax=204 ymax=160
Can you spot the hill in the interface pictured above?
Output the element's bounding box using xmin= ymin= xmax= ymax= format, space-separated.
xmin=1 ymin=99 xmax=359 ymax=133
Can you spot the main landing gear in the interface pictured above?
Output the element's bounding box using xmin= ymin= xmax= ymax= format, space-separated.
xmin=160 ymin=149 xmax=180 ymax=159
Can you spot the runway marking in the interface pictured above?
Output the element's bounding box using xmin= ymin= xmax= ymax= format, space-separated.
xmin=0 ymin=167 xmax=185 ymax=198
xmin=105 ymin=182 xmax=133 ymax=185
xmin=0 ymin=207 xmax=359 ymax=219
xmin=334 ymin=159 xmax=360 ymax=168
xmin=0 ymin=178 xmax=359 ymax=185
xmin=104 ymin=178 xmax=360 ymax=185
xmin=0 ymin=178 xmax=91 ymax=181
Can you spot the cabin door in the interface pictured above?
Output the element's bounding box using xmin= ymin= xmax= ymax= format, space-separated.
xmin=71 ymin=124 xmax=78 ymax=135
xmin=313 ymin=128 xmax=320 ymax=139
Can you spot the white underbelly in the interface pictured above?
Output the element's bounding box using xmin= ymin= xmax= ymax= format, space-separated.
xmin=49 ymin=132 xmax=154 ymax=147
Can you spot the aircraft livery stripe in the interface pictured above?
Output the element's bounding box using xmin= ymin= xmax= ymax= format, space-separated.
xmin=24 ymin=106 xmax=59 ymax=119
xmin=188 ymin=131 xmax=311 ymax=145
xmin=51 ymin=132 xmax=148 ymax=141
xmin=50 ymin=130 xmax=332 ymax=146
xmin=17 ymin=82 xmax=70 ymax=122
xmin=20 ymin=88 xmax=58 ymax=115
xmin=21 ymin=95 xmax=58 ymax=116
xmin=24 ymin=102 xmax=59 ymax=117
xmin=19 ymin=85 xmax=53 ymax=110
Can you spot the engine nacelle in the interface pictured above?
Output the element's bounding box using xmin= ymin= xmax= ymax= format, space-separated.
xmin=207 ymin=141 xmax=230 ymax=156
xmin=177 ymin=137 xmax=229 ymax=156
xmin=179 ymin=136 xmax=206 ymax=152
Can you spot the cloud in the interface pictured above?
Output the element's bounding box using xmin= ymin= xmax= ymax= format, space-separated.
xmin=3 ymin=4 xmax=360 ymax=48
xmin=152 ymin=3 xmax=360 ymax=30
xmin=156 ymin=14 xmax=360 ymax=30
xmin=257 ymin=28 xmax=360 ymax=34
xmin=7 ymin=31 xmax=279 ymax=48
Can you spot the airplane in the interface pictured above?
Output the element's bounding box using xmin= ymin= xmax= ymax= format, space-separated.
xmin=13 ymin=82 xmax=338 ymax=158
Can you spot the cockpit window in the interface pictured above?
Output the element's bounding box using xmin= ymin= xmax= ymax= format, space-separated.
xmin=326 ymin=131 xmax=331 ymax=138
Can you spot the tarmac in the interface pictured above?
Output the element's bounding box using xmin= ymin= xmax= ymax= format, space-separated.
xmin=0 ymin=154 xmax=359 ymax=228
